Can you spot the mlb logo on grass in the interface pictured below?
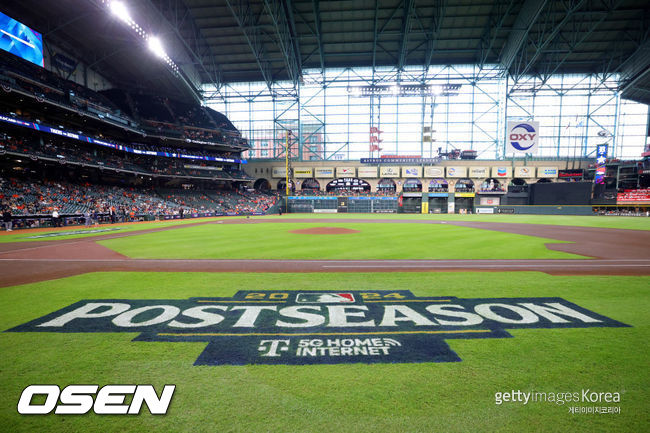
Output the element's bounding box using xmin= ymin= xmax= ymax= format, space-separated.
xmin=296 ymin=293 xmax=355 ymax=303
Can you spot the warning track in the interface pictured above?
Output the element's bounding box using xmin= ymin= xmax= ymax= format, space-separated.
xmin=0 ymin=217 xmax=648 ymax=287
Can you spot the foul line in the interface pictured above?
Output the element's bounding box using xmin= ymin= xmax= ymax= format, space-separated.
xmin=157 ymin=329 xmax=492 ymax=337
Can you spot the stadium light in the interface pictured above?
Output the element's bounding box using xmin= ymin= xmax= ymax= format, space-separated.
xmin=101 ymin=0 xmax=179 ymax=75
xmin=147 ymin=37 xmax=166 ymax=58
xmin=110 ymin=1 xmax=131 ymax=23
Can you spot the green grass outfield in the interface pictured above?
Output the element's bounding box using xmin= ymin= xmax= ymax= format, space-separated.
xmin=98 ymin=222 xmax=581 ymax=260
xmin=259 ymin=213 xmax=650 ymax=231
xmin=1 ymin=214 xmax=648 ymax=244
xmin=0 ymin=272 xmax=647 ymax=432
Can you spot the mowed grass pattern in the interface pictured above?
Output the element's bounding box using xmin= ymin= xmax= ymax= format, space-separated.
xmin=0 ymin=272 xmax=647 ymax=432
xmin=98 ymin=222 xmax=581 ymax=260
xmin=1 ymin=214 xmax=647 ymax=245
xmin=259 ymin=213 xmax=650 ymax=231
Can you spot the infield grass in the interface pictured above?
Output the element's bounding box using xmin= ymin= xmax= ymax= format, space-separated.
xmin=98 ymin=222 xmax=583 ymax=260
xmin=0 ymin=271 xmax=647 ymax=432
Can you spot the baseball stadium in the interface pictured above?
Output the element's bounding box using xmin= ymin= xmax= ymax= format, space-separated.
xmin=0 ymin=1 xmax=649 ymax=432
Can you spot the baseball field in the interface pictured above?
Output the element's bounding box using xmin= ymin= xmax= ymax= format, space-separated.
xmin=0 ymin=214 xmax=648 ymax=432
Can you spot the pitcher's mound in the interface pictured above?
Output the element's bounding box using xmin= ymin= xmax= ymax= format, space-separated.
xmin=289 ymin=227 xmax=360 ymax=235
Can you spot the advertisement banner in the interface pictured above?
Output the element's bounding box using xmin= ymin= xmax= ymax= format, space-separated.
xmin=469 ymin=167 xmax=490 ymax=178
xmin=361 ymin=157 xmax=440 ymax=164
xmin=336 ymin=167 xmax=356 ymax=177
xmin=0 ymin=114 xmax=245 ymax=164
xmin=537 ymin=167 xmax=559 ymax=178
xmin=293 ymin=168 xmax=313 ymax=178
xmin=8 ymin=290 xmax=626 ymax=366
xmin=594 ymin=144 xmax=608 ymax=184
xmin=327 ymin=178 xmax=369 ymax=192
xmin=479 ymin=197 xmax=500 ymax=206
xmin=423 ymin=167 xmax=445 ymax=178
xmin=314 ymin=167 xmax=334 ymax=178
xmin=184 ymin=164 xmax=224 ymax=172
xmin=514 ymin=166 xmax=534 ymax=178
xmin=617 ymin=189 xmax=650 ymax=203
xmin=558 ymin=169 xmax=584 ymax=179
xmin=357 ymin=167 xmax=378 ymax=178
xmin=455 ymin=192 xmax=475 ymax=198
xmin=491 ymin=166 xmax=512 ymax=178
xmin=272 ymin=167 xmax=287 ymax=178
xmin=52 ymin=53 xmax=78 ymax=73
xmin=446 ymin=166 xmax=466 ymax=178
xmin=380 ymin=166 xmax=400 ymax=178
xmin=402 ymin=166 xmax=422 ymax=178
xmin=506 ymin=120 xmax=539 ymax=154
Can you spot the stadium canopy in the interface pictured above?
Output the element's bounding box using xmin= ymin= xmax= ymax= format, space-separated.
xmin=3 ymin=0 xmax=649 ymax=104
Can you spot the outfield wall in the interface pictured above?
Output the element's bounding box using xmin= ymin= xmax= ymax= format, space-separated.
xmin=476 ymin=205 xmax=595 ymax=215
xmin=286 ymin=197 xmax=596 ymax=215
xmin=287 ymin=196 xmax=398 ymax=213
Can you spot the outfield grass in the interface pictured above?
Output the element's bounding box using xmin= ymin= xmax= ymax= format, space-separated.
xmin=0 ymin=272 xmax=647 ymax=432
xmin=98 ymin=222 xmax=582 ymax=260
xmin=259 ymin=213 xmax=650 ymax=231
